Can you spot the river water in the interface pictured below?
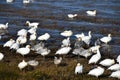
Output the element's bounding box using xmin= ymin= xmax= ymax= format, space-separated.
xmin=0 ymin=0 xmax=120 ymax=57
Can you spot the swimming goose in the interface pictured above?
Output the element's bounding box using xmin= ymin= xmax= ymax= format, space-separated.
xmin=60 ymin=30 xmax=73 ymax=37
xmin=67 ymin=14 xmax=77 ymax=18
xmin=86 ymin=10 xmax=96 ymax=16
xmin=99 ymin=59 xmax=115 ymax=67
xmin=0 ymin=23 xmax=8 ymax=29
xmin=6 ymin=0 xmax=13 ymax=3
xmin=18 ymin=60 xmax=28 ymax=70
xmin=75 ymin=63 xmax=83 ymax=74
xmin=88 ymin=66 xmax=104 ymax=77
xmin=17 ymin=45 xmax=30 ymax=56
xmin=38 ymin=33 xmax=50 ymax=41
xmin=0 ymin=52 xmax=4 ymax=61
xmin=100 ymin=34 xmax=112 ymax=44
xmin=3 ymin=39 xmax=15 ymax=47
xmin=26 ymin=21 xmax=39 ymax=28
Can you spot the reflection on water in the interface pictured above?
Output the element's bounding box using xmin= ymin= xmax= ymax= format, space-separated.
xmin=0 ymin=0 xmax=120 ymax=56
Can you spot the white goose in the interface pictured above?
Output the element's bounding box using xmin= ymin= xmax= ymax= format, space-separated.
xmin=6 ymin=0 xmax=13 ymax=3
xmin=27 ymin=60 xmax=39 ymax=67
xmin=55 ymin=46 xmax=71 ymax=55
xmin=82 ymin=31 xmax=92 ymax=46
xmin=54 ymin=57 xmax=62 ymax=66
xmin=17 ymin=45 xmax=30 ymax=56
xmin=67 ymin=14 xmax=77 ymax=18
xmin=86 ymin=10 xmax=96 ymax=16
xmin=38 ymin=33 xmax=50 ymax=41
xmin=108 ymin=63 xmax=120 ymax=71
xmin=110 ymin=70 xmax=120 ymax=79
xmin=18 ymin=60 xmax=28 ymax=70
xmin=75 ymin=63 xmax=83 ymax=74
xmin=75 ymin=33 xmax=85 ymax=39
xmin=23 ymin=0 xmax=30 ymax=4
xmin=26 ymin=21 xmax=39 ymax=28
xmin=0 ymin=52 xmax=4 ymax=61
xmin=28 ymin=27 xmax=37 ymax=34
xmin=0 ymin=23 xmax=8 ymax=29
xmin=100 ymin=34 xmax=112 ymax=44
xmin=60 ymin=30 xmax=73 ymax=37
xmin=17 ymin=29 xmax=27 ymax=37
xmin=29 ymin=33 xmax=37 ymax=41
xmin=90 ymin=45 xmax=101 ymax=53
xmin=88 ymin=66 xmax=104 ymax=77
xmin=88 ymin=47 xmax=101 ymax=64
xmin=61 ymin=37 xmax=71 ymax=47
xmin=99 ymin=59 xmax=115 ymax=67
xmin=3 ymin=39 xmax=15 ymax=47
xmin=16 ymin=35 xmax=27 ymax=45
xmin=10 ymin=40 xmax=21 ymax=50
xmin=116 ymin=55 xmax=120 ymax=63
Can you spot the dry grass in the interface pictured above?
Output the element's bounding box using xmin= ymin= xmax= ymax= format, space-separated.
xmin=0 ymin=45 xmax=119 ymax=80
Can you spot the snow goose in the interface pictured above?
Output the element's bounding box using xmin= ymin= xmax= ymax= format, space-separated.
xmin=10 ymin=40 xmax=21 ymax=50
xmin=0 ymin=52 xmax=4 ymax=61
xmin=3 ymin=39 xmax=15 ymax=47
xmin=28 ymin=27 xmax=37 ymax=34
xmin=61 ymin=37 xmax=70 ymax=47
xmin=26 ymin=21 xmax=39 ymax=28
xmin=116 ymin=55 xmax=120 ymax=63
xmin=109 ymin=70 xmax=120 ymax=79
xmin=90 ymin=45 xmax=101 ymax=53
xmin=54 ymin=57 xmax=62 ymax=66
xmin=29 ymin=33 xmax=37 ymax=41
xmin=88 ymin=48 xmax=101 ymax=64
xmin=17 ymin=29 xmax=27 ymax=37
xmin=86 ymin=10 xmax=96 ymax=16
xmin=60 ymin=30 xmax=73 ymax=37
xmin=27 ymin=60 xmax=39 ymax=67
xmin=18 ymin=60 xmax=28 ymax=70
xmin=74 ymin=37 xmax=84 ymax=48
xmin=100 ymin=34 xmax=112 ymax=44
xmin=0 ymin=23 xmax=8 ymax=29
xmin=88 ymin=66 xmax=104 ymax=77
xmin=56 ymin=46 xmax=71 ymax=55
xmin=17 ymin=45 xmax=30 ymax=56
xmin=6 ymin=0 xmax=13 ymax=3
xmin=16 ymin=35 xmax=27 ymax=45
xmin=36 ymin=47 xmax=50 ymax=59
xmin=82 ymin=31 xmax=92 ymax=46
xmin=67 ymin=14 xmax=77 ymax=18
xmin=99 ymin=59 xmax=115 ymax=67
xmin=75 ymin=63 xmax=83 ymax=74
xmin=75 ymin=33 xmax=85 ymax=39
xmin=108 ymin=63 xmax=120 ymax=71
xmin=38 ymin=33 xmax=50 ymax=41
